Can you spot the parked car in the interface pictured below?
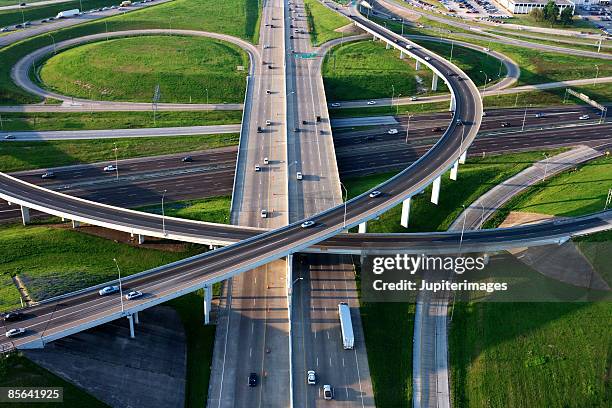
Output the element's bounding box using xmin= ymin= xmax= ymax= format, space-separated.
xmin=98 ymin=285 xmax=119 ymax=296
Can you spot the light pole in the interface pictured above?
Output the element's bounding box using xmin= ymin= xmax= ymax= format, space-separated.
xmin=405 ymin=115 xmax=413 ymax=144
xmin=161 ymin=189 xmax=167 ymax=236
xmin=449 ymin=40 xmax=454 ymax=64
xmin=480 ymin=202 xmax=485 ymax=229
xmin=401 ymin=18 xmax=404 ymax=36
xmin=339 ymin=182 xmax=348 ymax=229
xmin=542 ymin=153 xmax=549 ymax=181
xmin=113 ymin=142 xmax=119 ymax=180
xmin=292 ymin=277 xmax=303 ymax=286
xmin=113 ymin=258 xmax=125 ymax=313
xmin=594 ymin=64 xmax=599 ymax=85
xmin=205 ymin=88 xmax=209 ymax=105
xmin=459 ymin=204 xmax=467 ymax=253
xmin=391 ymin=84 xmax=395 ymax=106
xmin=480 ymin=70 xmax=489 ymax=94
xmin=104 ymin=21 xmax=108 ymax=41
xmin=521 ymin=103 xmax=530 ymax=132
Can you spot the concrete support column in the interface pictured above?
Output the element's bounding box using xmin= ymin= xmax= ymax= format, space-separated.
xmin=134 ymin=311 xmax=139 ymax=324
xmin=360 ymin=251 xmax=366 ymax=268
xmin=137 ymin=234 xmax=145 ymax=245
xmin=358 ymin=222 xmax=367 ymax=234
xmin=286 ymin=254 xmax=294 ymax=296
xmin=450 ymin=160 xmax=459 ymax=181
xmin=386 ymin=42 xmax=391 ymax=49
xmin=71 ymin=220 xmax=80 ymax=228
xmin=415 ymin=60 xmax=421 ymax=70
xmin=459 ymin=150 xmax=467 ymax=164
xmin=431 ymin=73 xmax=439 ymax=91
xmin=127 ymin=315 xmax=135 ymax=339
xmin=203 ymin=284 xmax=212 ymax=325
xmin=449 ymin=95 xmax=456 ymax=111
xmin=400 ymin=198 xmax=412 ymax=228
xmin=431 ymin=176 xmax=441 ymax=205
xmin=20 ymin=206 xmax=30 ymax=225
xmin=400 ymin=51 xmax=405 ymax=59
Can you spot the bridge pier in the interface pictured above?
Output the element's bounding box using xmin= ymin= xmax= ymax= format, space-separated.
xmin=386 ymin=42 xmax=391 ymax=49
xmin=137 ymin=234 xmax=145 ymax=245
xmin=450 ymin=160 xmax=459 ymax=181
xmin=358 ymin=222 xmax=367 ymax=233
xmin=203 ymin=284 xmax=212 ymax=325
xmin=286 ymin=254 xmax=294 ymax=297
xmin=431 ymin=73 xmax=439 ymax=91
xmin=400 ymin=197 xmax=411 ymax=228
xmin=20 ymin=206 xmax=30 ymax=225
xmin=415 ymin=60 xmax=421 ymax=70
xmin=134 ymin=311 xmax=139 ymax=324
xmin=449 ymin=95 xmax=456 ymax=111
xmin=127 ymin=314 xmax=135 ymax=339
xmin=71 ymin=220 xmax=80 ymax=228
xmin=459 ymin=150 xmax=467 ymax=164
xmin=431 ymin=176 xmax=441 ymax=205
xmin=400 ymin=51 xmax=405 ymax=59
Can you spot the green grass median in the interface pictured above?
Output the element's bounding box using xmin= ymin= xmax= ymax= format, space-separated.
xmin=0 ymin=133 xmax=239 ymax=172
xmin=303 ymin=0 xmax=348 ymax=46
xmin=38 ymin=35 xmax=249 ymax=104
xmin=0 ymin=110 xmax=242 ymax=131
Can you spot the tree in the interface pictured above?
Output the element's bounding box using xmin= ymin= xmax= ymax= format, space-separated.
xmin=543 ymin=0 xmax=560 ymax=26
xmin=530 ymin=8 xmax=545 ymax=22
xmin=560 ymin=7 xmax=574 ymax=26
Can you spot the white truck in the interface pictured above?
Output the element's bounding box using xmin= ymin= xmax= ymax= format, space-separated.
xmin=338 ymin=302 xmax=354 ymax=350
xmin=120 ymin=1 xmax=132 ymax=6
xmin=56 ymin=9 xmax=79 ymax=19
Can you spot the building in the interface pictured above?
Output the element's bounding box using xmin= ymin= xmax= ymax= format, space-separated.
xmin=498 ymin=0 xmax=576 ymax=14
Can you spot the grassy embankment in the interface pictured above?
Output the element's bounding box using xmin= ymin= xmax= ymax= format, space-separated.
xmin=322 ymin=38 xmax=505 ymax=101
xmin=0 ymin=0 xmax=262 ymax=104
xmin=0 ymin=133 xmax=239 ymax=172
xmin=303 ymin=0 xmax=348 ymax=46
xmin=0 ymin=195 xmax=231 ymax=406
xmin=349 ymin=150 xmax=561 ymax=406
xmin=38 ymin=35 xmax=249 ymax=103
xmin=0 ymin=110 xmax=242 ymax=131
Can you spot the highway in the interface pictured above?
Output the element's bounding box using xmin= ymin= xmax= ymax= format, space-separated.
xmin=0 ymin=0 xmax=486 ymax=353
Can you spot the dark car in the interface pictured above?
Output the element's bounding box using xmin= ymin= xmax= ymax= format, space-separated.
xmin=500 ymin=122 xmax=512 ymax=127
xmin=248 ymin=372 xmax=258 ymax=387
xmin=182 ymin=156 xmax=193 ymax=162
xmin=302 ymin=120 xmax=307 ymax=125
xmin=431 ymin=126 xmax=444 ymax=132
xmin=257 ymin=126 xmax=263 ymax=133
xmin=316 ymin=116 xmax=321 ymax=122
xmin=3 ymin=311 xmax=24 ymax=322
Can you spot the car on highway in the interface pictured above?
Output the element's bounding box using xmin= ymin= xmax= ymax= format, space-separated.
xmin=4 ymin=134 xmax=15 ymax=140
xmin=366 ymin=100 xmax=376 ymax=105
xmin=263 ymin=44 xmax=270 ymax=48
xmin=266 ymin=89 xmax=271 ymax=94
xmin=330 ymin=103 xmax=340 ymax=108
xmin=266 ymin=120 xmax=271 ymax=126
xmin=257 ymin=126 xmax=263 ymax=133
xmin=294 ymin=127 xmax=299 ymax=132
xmin=181 ymin=156 xmax=193 ymax=162
xmin=456 ymin=119 xmax=463 ymax=126
xmin=483 ymin=47 xmax=490 ymax=52
xmin=98 ymin=286 xmax=119 ymax=296
xmin=431 ymin=126 xmax=444 ymax=132
xmin=579 ymin=114 xmax=590 ymax=120
xmin=248 ymin=372 xmax=258 ymax=387
xmin=535 ymin=112 xmax=545 ymax=118
xmin=5 ymin=328 xmax=26 ymax=338
xmin=260 ymin=209 xmax=268 ymax=218
xmin=410 ymin=96 xmax=418 ymax=101
xmin=307 ymin=370 xmax=316 ymax=385
xmin=263 ymin=157 xmax=269 ymax=165
xmin=323 ymin=384 xmax=333 ymax=400
xmin=125 ymin=290 xmax=143 ymax=300
xmin=254 ymin=164 xmax=261 ymax=172
xmin=301 ymin=220 xmax=315 ymax=228
xmin=424 ymin=56 xmax=431 ymax=61
xmin=388 ymin=128 xmax=398 ymax=135
xmin=103 ymin=164 xmax=117 ymax=172
xmin=3 ymin=312 xmax=24 ymax=322
xmin=296 ymin=172 xmax=303 ymax=180
xmin=0 ymin=27 xmax=10 ymax=32
xmin=369 ymin=190 xmax=382 ymax=198
xmin=302 ymin=120 xmax=307 ymax=125
xmin=500 ymin=122 xmax=512 ymax=127
xmin=41 ymin=171 xmax=55 ymax=179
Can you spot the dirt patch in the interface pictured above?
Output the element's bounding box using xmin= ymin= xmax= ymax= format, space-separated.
xmin=334 ymin=23 xmax=365 ymax=35
xmin=52 ymin=222 xmax=191 ymax=252
xmin=499 ymin=211 xmax=559 ymax=228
